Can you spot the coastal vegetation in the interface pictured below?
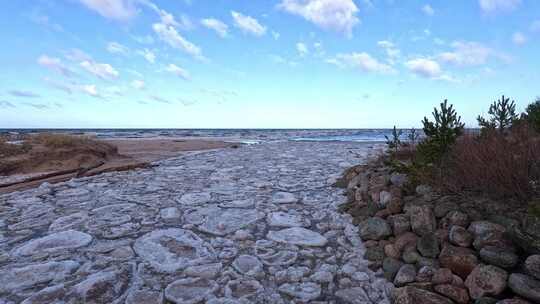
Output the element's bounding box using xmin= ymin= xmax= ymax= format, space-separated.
xmin=344 ymin=95 xmax=540 ymax=303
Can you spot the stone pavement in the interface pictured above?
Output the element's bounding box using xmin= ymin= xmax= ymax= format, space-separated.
xmin=0 ymin=141 xmax=392 ymax=303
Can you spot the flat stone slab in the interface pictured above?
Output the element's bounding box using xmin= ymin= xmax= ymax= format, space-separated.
xmin=267 ymin=211 xmax=311 ymax=227
xmin=177 ymin=192 xmax=212 ymax=206
xmin=197 ymin=208 xmax=264 ymax=236
xmin=165 ymin=278 xmax=218 ymax=304
xmin=12 ymin=230 xmax=92 ymax=257
xmin=0 ymin=261 xmax=79 ymax=293
xmin=267 ymin=227 xmax=328 ymax=247
xmin=270 ymin=192 xmax=298 ymax=204
xmin=134 ymin=228 xmax=216 ymax=273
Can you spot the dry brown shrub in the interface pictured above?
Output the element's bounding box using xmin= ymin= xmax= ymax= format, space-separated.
xmin=443 ymin=124 xmax=540 ymax=201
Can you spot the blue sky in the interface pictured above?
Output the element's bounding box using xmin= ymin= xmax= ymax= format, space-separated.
xmin=1 ymin=0 xmax=539 ymax=128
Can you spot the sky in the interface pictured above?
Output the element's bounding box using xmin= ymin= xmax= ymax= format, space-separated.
xmin=0 ymin=0 xmax=539 ymax=128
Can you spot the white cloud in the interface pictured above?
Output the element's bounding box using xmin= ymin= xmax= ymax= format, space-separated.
xmin=405 ymin=58 xmax=441 ymax=78
xmin=152 ymin=23 xmax=202 ymax=58
xmin=37 ymin=55 xmax=74 ymax=77
xmin=131 ymin=80 xmax=145 ymax=90
xmin=231 ymin=11 xmax=267 ymax=36
xmin=377 ymin=40 xmax=401 ymax=63
xmin=80 ymin=61 xmax=119 ymax=80
xmin=78 ymin=0 xmax=137 ymax=21
xmin=201 ymin=18 xmax=228 ymax=38
xmin=64 ymin=48 xmax=92 ymax=62
xmin=107 ymin=41 xmax=129 ymax=54
xmin=138 ymin=49 xmax=156 ymax=63
xmin=166 ymin=64 xmax=190 ymax=80
xmin=512 ymin=31 xmax=527 ymax=45
xmin=531 ymin=20 xmax=540 ymax=33
xmin=278 ymin=0 xmax=360 ymax=37
xmin=296 ymin=42 xmax=309 ymax=56
xmin=422 ymin=4 xmax=435 ymax=16
xmin=272 ymin=31 xmax=281 ymax=40
xmin=81 ymin=84 xmax=100 ymax=97
xmin=478 ymin=0 xmax=521 ymax=14
xmin=329 ymin=52 xmax=396 ymax=74
xmin=438 ymin=41 xmax=493 ymax=66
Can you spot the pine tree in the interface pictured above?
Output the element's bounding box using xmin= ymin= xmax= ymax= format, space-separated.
xmin=418 ymin=99 xmax=464 ymax=163
xmin=477 ymin=95 xmax=518 ymax=132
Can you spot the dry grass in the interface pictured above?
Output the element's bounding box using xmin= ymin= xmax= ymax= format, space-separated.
xmin=0 ymin=138 xmax=31 ymax=157
xmin=443 ymin=124 xmax=540 ymax=201
xmin=33 ymin=133 xmax=93 ymax=148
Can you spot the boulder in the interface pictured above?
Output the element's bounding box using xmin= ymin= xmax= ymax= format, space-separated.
xmin=442 ymin=211 xmax=470 ymax=228
xmin=388 ymin=214 xmax=410 ymax=236
xmin=416 ymin=185 xmax=432 ymax=196
xmin=392 ymin=286 xmax=454 ymax=304
xmin=525 ymin=255 xmax=540 ymax=280
xmin=390 ymin=173 xmax=408 ymax=187
xmin=480 ymin=246 xmax=519 ymax=269
xmin=394 ymin=264 xmax=417 ymax=286
xmin=359 ymin=217 xmax=391 ymax=240
xmin=508 ymin=273 xmax=540 ymax=303
xmin=402 ymin=246 xmax=421 ymax=264
xmin=465 ymin=264 xmax=508 ymax=299
xmin=468 ymin=221 xmax=505 ymax=238
xmin=379 ymin=190 xmax=392 ymax=208
xmin=383 ymin=257 xmax=404 ymax=281
xmin=439 ymin=244 xmax=479 ymax=279
xmin=417 ymin=233 xmax=440 ymax=258
xmin=432 ymin=268 xmax=454 ymax=285
xmin=434 ymin=200 xmax=459 ymax=218
xmin=434 ymin=284 xmax=470 ymax=304
xmin=385 ymin=244 xmax=401 ymax=259
xmin=416 ymin=266 xmax=435 ymax=283
xmin=449 ymin=226 xmax=473 ymax=247
xmin=395 ymin=232 xmax=418 ymax=252
xmin=409 ymin=206 xmax=437 ymax=236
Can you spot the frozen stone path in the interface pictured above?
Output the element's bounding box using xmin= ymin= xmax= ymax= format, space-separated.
xmin=0 ymin=141 xmax=392 ymax=303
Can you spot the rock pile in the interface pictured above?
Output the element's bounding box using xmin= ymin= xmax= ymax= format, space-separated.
xmin=339 ymin=162 xmax=540 ymax=304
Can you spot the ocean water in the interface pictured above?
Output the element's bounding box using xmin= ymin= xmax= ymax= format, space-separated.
xmin=1 ymin=129 xmax=418 ymax=144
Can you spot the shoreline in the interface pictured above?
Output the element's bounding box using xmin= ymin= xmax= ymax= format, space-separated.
xmin=0 ymin=138 xmax=236 ymax=194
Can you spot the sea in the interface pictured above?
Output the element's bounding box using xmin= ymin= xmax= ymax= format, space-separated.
xmin=0 ymin=129 xmax=420 ymax=144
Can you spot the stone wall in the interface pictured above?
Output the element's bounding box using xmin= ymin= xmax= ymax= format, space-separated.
xmin=338 ymin=161 xmax=540 ymax=303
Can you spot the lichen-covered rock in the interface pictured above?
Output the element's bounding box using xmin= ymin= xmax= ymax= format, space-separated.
xmin=465 ymin=264 xmax=508 ymax=299
xmin=359 ymin=217 xmax=391 ymax=240
xmin=439 ymin=244 xmax=479 ymax=279
xmin=417 ymin=232 xmax=440 ymax=258
xmin=433 ymin=284 xmax=470 ymax=304
xmin=508 ymin=273 xmax=540 ymax=303
xmin=383 ymin=257 xmax=403 ymax=281
xmin=394 ymin=264 xmax=416 ymax=286
xmin=525 ymin=255 xmax=540 ymax=280
xmin=388 ymin=214 xmax=410 ymax=236
xmin=392 ymin=286 xmax=454 ymax=304
xmin=449 ymin=226 xmax=473 ymax=247
xmin=480 ymin=246 xmax=519 ymax=269
xmin=409 ymin=206 xmax=436 ymax=236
